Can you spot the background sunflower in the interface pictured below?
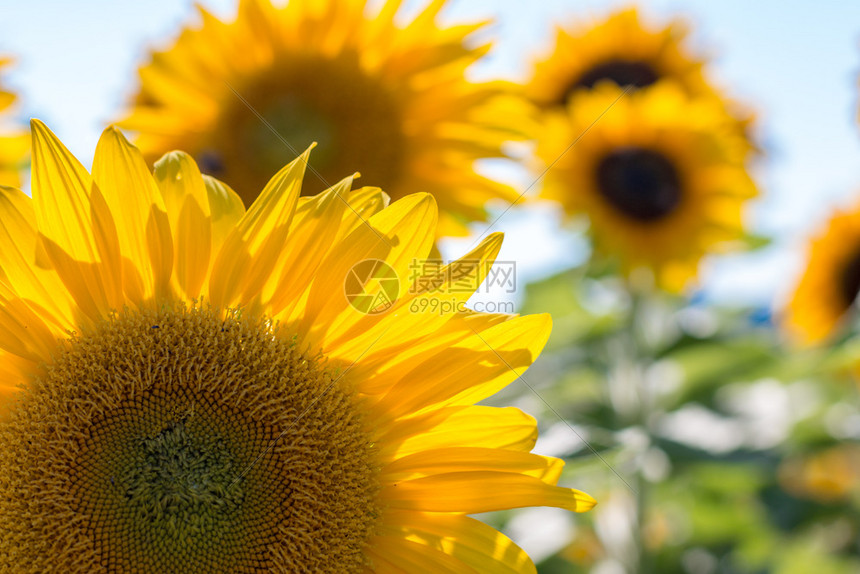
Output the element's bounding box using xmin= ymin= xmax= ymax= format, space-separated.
xmin=526 ymin=6 xmax=757 ymax=158
xmin=537 ymin=83 xmax=756 ymax=292
xmin=118 ymin=0 xmax=529 ymax=237
xmin=0 ymin=58 xmax=27 ymax=187
xmin=786 ymin=201 xmax=860 ymax=344
xmin=528 ymin=7 xmax=711 ymax=106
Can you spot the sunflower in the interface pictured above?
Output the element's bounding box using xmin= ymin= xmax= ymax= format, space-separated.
xmin=538 ymin=83 xmax=757 ymax=291
xmin=778 ymin=445 xmax=860 ymax=503
xmin=0 ymin=121 xmax=594 ymax=572
xmin=527 ymin=6 xmax=756 ymax=155
xmin=0 ymin=57 xmax=27 ymax=187
xmin=786 ymin=202 xmax=860 ymax=344
xmin=118 ymin=0 xmax=526 ymax=237
xmin=529 ymin=8 xmax=710 ymax=103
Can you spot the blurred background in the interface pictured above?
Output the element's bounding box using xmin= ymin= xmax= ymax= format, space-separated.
xmin=2 ymin=0 xmax=859 ymax=306
xmin=1 ymin=1 xmax=859 ymax=572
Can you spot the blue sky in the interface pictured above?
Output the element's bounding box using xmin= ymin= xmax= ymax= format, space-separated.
xmin=0 ymin=0 xmax=858 ymax=307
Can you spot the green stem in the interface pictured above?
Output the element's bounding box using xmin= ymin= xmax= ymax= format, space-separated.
xmin=628 ymin=287 xmax=652 ymax=574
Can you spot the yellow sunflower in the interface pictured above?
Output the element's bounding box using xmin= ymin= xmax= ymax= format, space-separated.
xmin=0 ymin=120 xmax=594 ymax=572
xmin=786 ymin=201 xmax=860 ymax=344
xmin=527 ymin=6 xmax=756 ymax=154
xmin=0 ymin=57 xmax=27 ymax=187
xmin=538 ymin=83 xmax=757 ymax=291
xmin=118 ymin=0 xmax=526 ymax=237
xmin=528 ymin=7 xmax=711 ymax=104
xmin=778 ymin=445 xmax=860 ymax=503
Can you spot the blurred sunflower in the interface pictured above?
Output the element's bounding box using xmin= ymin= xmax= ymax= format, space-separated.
xmin=528 ymin=7 xmax=712 ymax=105
xmin=538 ymin=84 xmax=756 ymax=291
xmin=786 ymin=202 xmax=860 ymax=344
xmin=0 ymin=121 xmax=594 ymax=572
xmin=527 ymin=7 xmax=756 ymax=155
xmin=118 ymin=0 xmax=526 ymax=237
xmin=0 ymin=57 xmax=27 ymax=187
xmin=779 ymin=445 xmax=860 ymax=503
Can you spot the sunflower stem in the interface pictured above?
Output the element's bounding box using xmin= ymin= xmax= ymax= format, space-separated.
xmin=627 ymin=285 xmax=653 ymax=574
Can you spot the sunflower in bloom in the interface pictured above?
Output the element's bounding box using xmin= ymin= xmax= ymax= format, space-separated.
xmin=0 ymin=121 xmax=594 ymax=572
xmin=0 ymin=57 xmax=27 ymax=187
xmin=527 ymin=7 xmax=756 ymax=155
xmin=538 ymin=84 xmax=757 ymax=291
xmin=786 ymin=202 xmax=860 ymax=344
xmin=118 ymin=0 xmax=526 ymax=237
xmin=528 ymin=8 xmax=711 ymax=104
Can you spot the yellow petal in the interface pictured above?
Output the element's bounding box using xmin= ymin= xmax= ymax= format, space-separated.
xmin=326 ymin=232 xmax=504 ymax=362
xmin=92 ymin=126 xmax=173 ymax=301
xmin=349 ymin=311 xmax=511 ymax=397
xmin=265 ymin=176 xmax=352 ymax=318
xmin=0 ymin=351 xmax=34 ymax=417
xmin=382 ymin=512 xmax=536 ymax=574
xmin=30 ymin=120 xmax=123 ymax=320
xmin=153 ymin=151 xmax=211 ymax=299
xmin=372 ymin=313 xmax=551 ymax=421
xmin=0 ymin=281 xmax=58 ymax=364
xmin=0 ymin=186 xmax=77 ymax=331
xmin=376 ymin=406 xmax=537 ymax=461
xmin=381 ymin=447 xmax=564 ymax=484
xmin=207 ymin=147 xmax=308 ymax=307
xmin=334 ymin=186 xmax=390 ymax=243
xmin=300 ymin=193 xmax=437 ymax=351
xmin=203 ymin=175 xmax=245 ymax=253
xmin=368 ymin=536 xmax=477 ymax=574
xmin=381 ymin=471 xmax=596 ymax=514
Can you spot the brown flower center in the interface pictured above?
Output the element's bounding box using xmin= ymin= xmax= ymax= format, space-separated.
xmin=840 ymin=251 xmax=860 ymax=309
xmin=0 ymin=305 xmax=378 ymax=573
xmin=202 ymin=53 xmax=405 ymax=205
xmin=595 ymin=147 xmax=682 ymax=222
xmin=563 ymin=58 xmax=659 ymax=103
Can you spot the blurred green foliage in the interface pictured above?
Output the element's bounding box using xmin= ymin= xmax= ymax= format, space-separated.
xmin=492 ymin=261 xmax=860 ymax=573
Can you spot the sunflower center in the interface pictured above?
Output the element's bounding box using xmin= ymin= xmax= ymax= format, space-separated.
xmin=568 ymin=58 xmax=659 ymax=96
xmin=119 ymin=419 xmax=244 ymax=539
xmin=595 ymin=146 xmax=682 ymax=222
xmin=207 ymin=53 xmax=405 ymax=203
xmin=0 ymin=305 xmax=378 ymax=573
xmin=839 ymin=250 xmax=860 ymax=308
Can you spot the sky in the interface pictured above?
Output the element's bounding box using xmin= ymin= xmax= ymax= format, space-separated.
xmin=0 ymin=0 xmax=858 ymax=308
